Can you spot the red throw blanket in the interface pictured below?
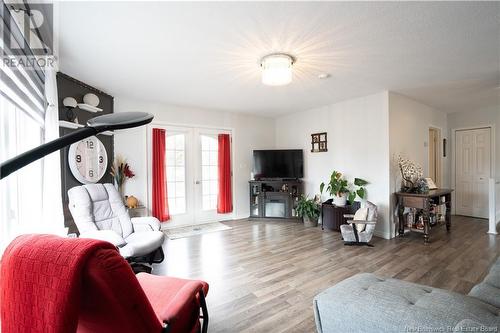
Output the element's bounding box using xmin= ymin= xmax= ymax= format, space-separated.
xmin=0 ymin=234 xmax=116 ymax=333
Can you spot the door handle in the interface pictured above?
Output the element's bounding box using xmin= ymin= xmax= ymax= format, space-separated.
xmin=195 ymin=180 xmax=201 ymax=185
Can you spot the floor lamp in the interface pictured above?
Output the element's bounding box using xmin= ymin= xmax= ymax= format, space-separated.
xmin=0 ymin=112 xmax=153 ymax=179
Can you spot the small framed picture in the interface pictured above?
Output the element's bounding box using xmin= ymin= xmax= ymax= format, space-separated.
xmin=311 ymin=132 xmax=327 ymax=152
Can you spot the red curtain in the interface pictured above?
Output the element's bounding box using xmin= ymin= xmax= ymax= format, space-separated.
xmin=217 ymin=134 xmax=233 ymax=213
xmin=152 ymin=128 xmax=170 ymax=221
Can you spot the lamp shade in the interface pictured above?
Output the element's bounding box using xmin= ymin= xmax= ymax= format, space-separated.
xmin=260 ymin=54 xmax=294 ymax=86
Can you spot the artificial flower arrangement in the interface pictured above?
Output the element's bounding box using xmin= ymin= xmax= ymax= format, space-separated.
xmin=110 ymin=156 xmax=135 ymax=197
xmin=397 ymin=155 xmax=428 ymax=193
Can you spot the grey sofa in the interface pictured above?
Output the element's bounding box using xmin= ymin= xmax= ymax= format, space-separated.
xmin=314 ymin=258 xmax=500 ymax=333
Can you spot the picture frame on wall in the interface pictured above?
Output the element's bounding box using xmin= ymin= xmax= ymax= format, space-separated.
xmin=311 ymin=132 xmax=327 ymax=152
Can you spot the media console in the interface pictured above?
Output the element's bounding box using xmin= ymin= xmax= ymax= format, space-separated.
xmin=249 ymin=179 xmax=303 ymax=219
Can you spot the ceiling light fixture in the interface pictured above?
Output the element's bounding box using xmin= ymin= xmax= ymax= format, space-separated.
xmin=260 ymin=53 xmax=294 ymax=86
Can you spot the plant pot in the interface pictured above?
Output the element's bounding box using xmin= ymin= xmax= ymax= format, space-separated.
xmin=332 ymin=193 xmax=347 ymax=207
xmin=303 ymin=216 xmax=319 ymax=228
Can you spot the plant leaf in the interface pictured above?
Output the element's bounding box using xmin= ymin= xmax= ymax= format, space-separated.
xmin=356 ymin=187 xmax=365 ymax=199
xmin=320 ymin=182 xmax=325 ymax=195
xmin=354 ymin=178 xmax=368 ymax=186
xmin=348 ymin=191 xmax=356 ymax=205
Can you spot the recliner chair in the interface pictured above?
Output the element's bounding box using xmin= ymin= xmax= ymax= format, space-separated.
xmin=68 ymin=183 xmax=165 ymax=266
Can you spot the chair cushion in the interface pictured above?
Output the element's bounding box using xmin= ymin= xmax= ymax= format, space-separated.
xmin=80 ymin=230 xmax=126 ymax=247
xmin=137 ymin=274 xmax=209 ymax=333
xmin=313 ymin=273 xmax=500 ymax=333
xmin=121 ymin=231 xmax=165 ymax=258
xmin=353 ymin=208 xmax=368 ymax=232
xmin=68 ymin=184 xmax=134 ymax=238
xmin=365 ymin=201 xmax=378 ymax=221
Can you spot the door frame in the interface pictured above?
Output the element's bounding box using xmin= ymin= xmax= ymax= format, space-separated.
xmin=146 ymin=121 xmax=236 ymax=228
xmin=451 ymin=125 xmax=496 ymax=215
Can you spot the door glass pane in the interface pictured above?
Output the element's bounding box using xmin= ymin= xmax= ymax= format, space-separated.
xmin=200 ymin=135 xmax=218 ymax=210
xmin=165 ymin=133 xmax=186 ymax=215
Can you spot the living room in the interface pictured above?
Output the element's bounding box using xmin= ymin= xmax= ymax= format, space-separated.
xmin=0 ymin=1 xmax=499 ymax=332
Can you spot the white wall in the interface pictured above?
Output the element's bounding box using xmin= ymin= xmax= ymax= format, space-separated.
xmin=114 ymin=97 xmax=275 ymax=221
xmin=275 ymin=92 xmax=392 ymax=239
xmin=447 ymin=105 xmax=499 ymax=180
xmin=389 ymin=92 xmax=449 ymax=187
xmin=388 ymin=92 xmax=448 ymax=233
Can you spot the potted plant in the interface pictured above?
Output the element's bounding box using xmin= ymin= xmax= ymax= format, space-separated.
xmin=296 ymin=195 xmax=321 ymax=227
xmin=321 ymin=171 xmax=349 ymax=206
xmin=320 ymin=171 xmax=369 ymax=206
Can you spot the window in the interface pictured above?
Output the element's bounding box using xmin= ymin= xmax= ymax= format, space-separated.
xmin=166 ymin=133 xmax=186 ymax=215
xmin=0 ymin=94 xmax=44 ymax=251
xmin=201 ymin=135 xmax=218 ymax=210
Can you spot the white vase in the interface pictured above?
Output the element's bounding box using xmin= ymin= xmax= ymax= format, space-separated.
xmin=333 ymin=193 xmax=347 ymax=207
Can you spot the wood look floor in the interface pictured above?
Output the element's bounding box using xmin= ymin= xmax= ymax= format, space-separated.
xmin=154 ymin=216 xmax=499 ymax=333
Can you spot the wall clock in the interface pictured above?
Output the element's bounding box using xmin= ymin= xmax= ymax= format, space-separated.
xmin=68 ymin=136 xmax=108 ymax=184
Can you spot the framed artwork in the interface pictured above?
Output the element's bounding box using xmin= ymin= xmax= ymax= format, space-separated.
xmin=311 ymin=132 xmax=327 ymax=152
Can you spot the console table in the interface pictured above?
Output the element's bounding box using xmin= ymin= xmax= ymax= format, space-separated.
xmin=395 ymin=189 xmax=453 ymax=243
xmin=321 ymin=201 xmax=360 ymax=231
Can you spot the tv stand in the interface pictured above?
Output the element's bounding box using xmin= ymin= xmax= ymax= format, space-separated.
xmin=249 ymin=179 xmax=303 ymax=219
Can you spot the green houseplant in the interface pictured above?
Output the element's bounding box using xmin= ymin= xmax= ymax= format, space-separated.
xmin=320 ymin=171 xmax=349 ymax=206
xmin=296 ymin=195 xmax=321 ymax=227
xmin=320 ymin=171 xmax=369 ymax=206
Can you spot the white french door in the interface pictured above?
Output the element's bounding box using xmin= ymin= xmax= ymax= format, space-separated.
xmin=195 ymin=130 xmax=221 ymax=222
xmin=455 ymin=127 xmax=491 ymax=218
xmin=149 ymin=125 xmax=232 ymax=227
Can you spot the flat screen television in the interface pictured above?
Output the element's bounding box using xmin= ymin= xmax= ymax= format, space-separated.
xmin=253 ymin=150 xmax=303 ymax=179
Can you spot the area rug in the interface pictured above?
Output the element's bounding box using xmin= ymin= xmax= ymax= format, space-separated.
xmin=163 ymin=222 xmax=232 ymax=240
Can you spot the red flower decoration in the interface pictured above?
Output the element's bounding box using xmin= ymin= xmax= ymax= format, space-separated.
xmin=123 ymin=163 xmax=135 ymax=178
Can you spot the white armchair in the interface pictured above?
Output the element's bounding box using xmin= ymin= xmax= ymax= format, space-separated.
xmin=68 ymin=183 xmax=165 ymax=262
xmin=341 ymin=201 xmax=378 ymax=246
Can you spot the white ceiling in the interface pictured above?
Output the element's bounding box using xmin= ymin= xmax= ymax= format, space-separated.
xmin=58 ymin=1 xmax=499 ymax=117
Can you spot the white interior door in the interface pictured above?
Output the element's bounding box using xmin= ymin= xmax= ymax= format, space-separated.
xmin=455 ymin=128 xmax=491 ymax=218
xmin=428 ymin=128 xmax=441 ymax=186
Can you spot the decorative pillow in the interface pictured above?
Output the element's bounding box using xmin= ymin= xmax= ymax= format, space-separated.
xmin=353 ymin=207 xmax=368 ymax=232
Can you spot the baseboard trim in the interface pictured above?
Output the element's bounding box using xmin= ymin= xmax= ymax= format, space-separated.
xmin=374 ymin=229 xmax=392 ymax=240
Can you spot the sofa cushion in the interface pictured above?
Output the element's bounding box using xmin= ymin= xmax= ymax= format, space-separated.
xmin=468 ymin=257 xmax=500 ymax=308
xmin=313 ymin=273 xmax=500 ymax=333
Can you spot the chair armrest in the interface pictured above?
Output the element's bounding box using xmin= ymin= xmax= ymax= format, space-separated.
xmin=131 ymin=216 xmax=161 ymax=232
xmin=160 ymin=281 xmax=205 ymax=326
xmin=346 ymin=220 xmax=377 ymax=225
xmin=343 ymin=214 xmax=355 ymax=218
xmin=79 ymin=230 xmax=126 ymax=247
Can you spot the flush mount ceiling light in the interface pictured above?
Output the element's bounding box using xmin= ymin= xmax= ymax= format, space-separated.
xmin=260 ymin=53 xmax=295 ymax=86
